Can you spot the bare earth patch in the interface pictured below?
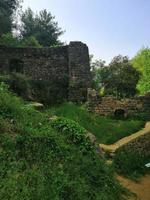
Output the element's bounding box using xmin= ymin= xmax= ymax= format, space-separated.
xmin=117 ymin=175 xmax=150 ymax=200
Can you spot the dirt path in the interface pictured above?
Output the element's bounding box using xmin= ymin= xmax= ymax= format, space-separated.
xmin=99 ymin=122 xmax=150 ymax=153
xmin=117 ymin=175 xmax=150 ymax=200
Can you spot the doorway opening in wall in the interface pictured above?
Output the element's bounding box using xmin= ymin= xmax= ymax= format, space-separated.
xmin=114 ymin=109 xmax=126 ymax=119
xmin=9 ymin=59 xmax=24 ymax=73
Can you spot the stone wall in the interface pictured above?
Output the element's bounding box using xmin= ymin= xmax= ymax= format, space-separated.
xmin=87 ymin=89 xmax=150 ymax=119
xmin=0 ymin=41 xmax=91 ymax=104
xmin=68 ymin=42 xmax=91 ymax=102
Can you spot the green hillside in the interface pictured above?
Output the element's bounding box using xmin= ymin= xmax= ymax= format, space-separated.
xmin=0 ymin=83 xmax=127 ymax=200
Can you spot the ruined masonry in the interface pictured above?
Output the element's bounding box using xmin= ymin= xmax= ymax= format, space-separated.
xmin=0 ymin=41 xmax=91 ymax=103
xmin=87 ymin=89 xmax=150 ymax=120
xmin=0 ymin=41 xmax=150 ymax=119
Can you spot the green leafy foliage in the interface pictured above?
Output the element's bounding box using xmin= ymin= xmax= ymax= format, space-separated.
xmin=0 ymin=73 xmax=31 ymax=100
xmin=132 ymin=48 xmax=150 ymax=94
xmin=0 ymin=33 xmax=42 ymax=48
xmin=20 ymin=36 xmax=42 ymax=47
xmin=0 ymin=74 xmax=68 ymax=104
xmin=0 ymin=0 xmax=20 ymax=36
xmin=91 ymin=59 xmax=106 ymax=92
xmin=20 ymin=8 xmax=64 ymax=47
xmin=0 ymin=82 xmax=24 ymax=119
xmin=0 ymin=83 xmax=127 ymax=200
xmin=92 ymin=55 xmax=141 ymax=98
xmin=0 ymin=33 xmax=20 ymax=47
xmin=50 ymin=117 xmax=94 ymax=154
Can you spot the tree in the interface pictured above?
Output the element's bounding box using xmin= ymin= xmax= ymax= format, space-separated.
xmin=91 ymin=59 xmax=106 ymax=92
xmin=132 ymin=48 xmax=150 ymax=94
xmin=100 ymin=55 xmax=140 ymax=98
xmin=0 ymin=0 xmax=21 ymax=36
xmin=20 ymin=8 xmax=64 ymax=47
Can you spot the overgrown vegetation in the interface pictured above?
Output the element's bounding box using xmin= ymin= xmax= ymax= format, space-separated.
xmin=132 ymin=47 xmax=150 ymax=94
xmin=47 ymin=103 xmax=145 ymax=144
xmin=0 ymin=83 xmax=128 ymax=200
xmin=114 ymin=134 xmax=150 ymax=179
xmin=0 ymin=73 xmax=68 ymax=104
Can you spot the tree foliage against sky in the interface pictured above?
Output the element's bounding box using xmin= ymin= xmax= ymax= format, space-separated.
xmin=92 ymin=55 xmax=140 ymax=98
xmin=132 ymin=48 xmax=150 ymax=94
xmin=20 ymin=8 xmax=64 ymax=47
xmin=0 ymin=1 xmax=64 ymax=47
xmin=0 ymin=0 xmax=21 ymax=36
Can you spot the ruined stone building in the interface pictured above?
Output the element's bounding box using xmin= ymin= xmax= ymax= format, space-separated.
xmin=0 ymin=41 xmax=91 ymax=103
xmin=87 ymin=89 xmax=150 ymax=119
xmin=0 ymin=41 xmax=150 ymax=119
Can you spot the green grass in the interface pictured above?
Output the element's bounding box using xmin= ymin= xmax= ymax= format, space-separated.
xmin=46 ymin=103 xmax=145 ymax=144
xmin=0 ymin=83 xmax=128 ymax=200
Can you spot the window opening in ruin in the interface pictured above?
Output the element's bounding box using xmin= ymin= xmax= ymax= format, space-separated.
xmin=9 ymin=59 xmax=24 ymax=73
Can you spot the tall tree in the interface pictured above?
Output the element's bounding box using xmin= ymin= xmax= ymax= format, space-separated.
xmin=132 ymin=48 xmax=150 ymax=94
xmin=0 ymin=0 xmax=20 ymax=36
xmin=97 ymin=55 xmax=140 ymax=98
xmin=20 ymin=8 xmax=64 ymax=47
xmin=91 ymin=59 xmax=106 ymax=91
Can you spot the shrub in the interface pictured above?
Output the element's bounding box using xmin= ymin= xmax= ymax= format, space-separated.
xmin=0 ymin=73 xmax=32 ymax=100
xmin=0 ymin=82 xmax=24 ymax=119
xmin=50 ymin=117 xmax=94 ymax=154
xmin=114 ymin=134 xmax=150 ymax=179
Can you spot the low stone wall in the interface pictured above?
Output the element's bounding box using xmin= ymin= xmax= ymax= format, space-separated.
xmin=87 ymin=89 xmax=150 ymax=119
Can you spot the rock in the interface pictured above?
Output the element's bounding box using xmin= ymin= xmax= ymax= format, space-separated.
xmin=86 ymin=131 xmax=103 ymax=155
xmin=30 ymin=102 xmax=44 ymax=110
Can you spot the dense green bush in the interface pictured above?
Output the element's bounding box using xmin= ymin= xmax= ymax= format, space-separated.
xmin=50 ymin=117 xmax=94 ymax=154
xmin=0 ymin=73 xmax=32 ymax=100
xmin=0 ymin=82 xmax=24 ymax=119
xmin=0 ymin=74 xmax=69 ymax=104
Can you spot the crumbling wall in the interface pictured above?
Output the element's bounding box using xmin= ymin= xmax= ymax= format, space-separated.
xmin=0 ymin=42 xmax=91 ymax=104
xmin=87 ymin=89 xmax=150 ymax=119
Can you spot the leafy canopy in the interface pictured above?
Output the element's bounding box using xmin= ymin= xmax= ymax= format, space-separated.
xmin=132 ymin=48 xmax=150 ymax=94
xmin=0 ymin=0 xmax=21 ymax=36
xmin=92 ymin=55 xmax=140 ymax=98
xmin=20 ymin=8 xmax=64 ymax=47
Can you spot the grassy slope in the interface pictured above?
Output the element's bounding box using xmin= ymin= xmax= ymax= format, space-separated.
xmin=47 ymin=103 xmax=145 ymax=144
xmin=0 ymin=83 xmax=127 ymax=200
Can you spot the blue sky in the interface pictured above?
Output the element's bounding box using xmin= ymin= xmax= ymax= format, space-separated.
xmin=23 ymin=0 xmax=150 ymax=63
